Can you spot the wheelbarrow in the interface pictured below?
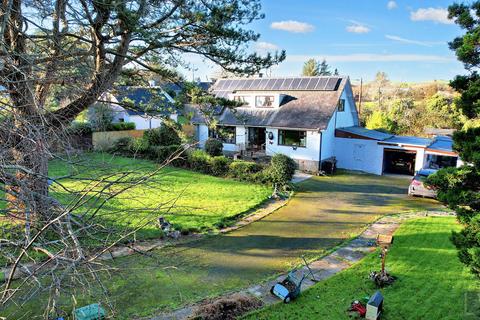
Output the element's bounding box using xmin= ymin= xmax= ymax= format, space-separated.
xmin=270 ymin=256 xmax=317 ymax=303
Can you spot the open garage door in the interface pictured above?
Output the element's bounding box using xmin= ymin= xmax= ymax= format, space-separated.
xmin=383 ymin=148 xmax=416 ymax=175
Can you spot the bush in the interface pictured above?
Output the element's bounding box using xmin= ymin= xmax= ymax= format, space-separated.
xmin=188 ymin=149 xmax=211 ymax=173
xmin=111 ymin=136 xmax=134 ymax=153
xmin=210 ymin=156 xmax=230 ymax=176
xmin=68 ymin=122 xmax=92 ymax=135
xmin=107 ymin=122 xmax=136 ymax=131
xmin=205 ymin=138 xmax=223 ymax=156
xmin=128 ymin=137 xmax=149 ymax=154
xmin=151 ymin=145 xmax=184 ymax=164
xmin=228 ymin=161 xmax=263 ymax=181
xmin=144 ymin=123 xmax=181 ymax=146
xmin=266 ymin=154 xmax=296 ymax=189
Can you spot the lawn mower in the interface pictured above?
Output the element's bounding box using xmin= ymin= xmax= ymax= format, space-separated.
xmin=270 ymin=256 xmax=316 ymax=303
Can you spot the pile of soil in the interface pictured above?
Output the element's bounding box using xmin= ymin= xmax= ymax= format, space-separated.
xmin=190 ymin=293 xmax=263 ymax=320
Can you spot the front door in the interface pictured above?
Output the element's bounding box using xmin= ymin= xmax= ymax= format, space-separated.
xmin=247 ymin=127 xmax=266 ymax=150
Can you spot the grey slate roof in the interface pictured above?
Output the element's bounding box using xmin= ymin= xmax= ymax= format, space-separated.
xmin=191 ymin=76 xmax=348 ymax=130
xmin=337 ymin=126 xmax=393 ymax=140
xmin=113 ymin=86 xmax=174 ymax=116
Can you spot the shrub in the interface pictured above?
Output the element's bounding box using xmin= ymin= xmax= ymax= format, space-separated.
xmin=111 ymin=136 xmax=134 ymax=154
xmin=266 ymin=154 xmax=296 ymax=189
xmin=68 ymin=122 xmax=92 ymax=135
xmin=144 ymin=123 xmax=181 ymax=146
xmin=107 ymin=122 xmax=136 ymax=131
xmin=228 ymin=161 xmax=263 ymax=181
xmin=209 ymin=156 xmax=230 ymax=176
xmin=204 ymin=138 xmax=223 ymax=156
xmin=188 ymin=149 xmax=211 ymax=174
xmin=151 ymin=145 xmax=184 ymax=165
xmin=128 ymin=137 xmax=149 ymax=154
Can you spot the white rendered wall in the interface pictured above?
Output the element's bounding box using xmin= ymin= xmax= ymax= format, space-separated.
xmin=129 ymin=116 xmax=163 ymax=130
xmin=323 ymin=84 xmax=359 ymax=160
xmin=334 ymin=137 xmax=384 ymax=175
xmin=265 ymin=128 xmax=321 ymax=163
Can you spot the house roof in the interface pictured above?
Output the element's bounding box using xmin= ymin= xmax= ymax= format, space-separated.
xmin=191 ymin=76 xmax=349 ymax=130
xmin=113 ymin=86 xmax=175 ymax=116
xmin=336 ymin=126 xmax=393 ymax=141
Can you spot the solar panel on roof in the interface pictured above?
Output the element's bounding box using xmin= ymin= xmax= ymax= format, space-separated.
xmin=228 ymin=79 xmax=240 ymax=90
xmin=215 ymin=80 xmax=226 ymax=90
xmin=220 ymin=80 xmax=232 ymax=90
xmin=258 ymin=78 xmax=269 ymax=90
xmin=290 ymin=78 xmax=301 ymax=90
xmin=264 ymin=78 xmax=276 ymax=90
xmin=314 ymin=78 xmax=327 ymax=90
xmin=324 ymin=77 xmax=337 ymax=90
xmin=306 ymin=77 xmax=319 ymax=90
xmin=270 ymin=78 xmax=283 ymax=90
xmin=281 ymin=78 xmax=293 ymax=90
xmin=236 ymin=79 xmax=248 ymax=90
xmin=298 ymin=78 xmax=310 ymax=90
xmin=242 ymin=79 xmax=254 ymax=90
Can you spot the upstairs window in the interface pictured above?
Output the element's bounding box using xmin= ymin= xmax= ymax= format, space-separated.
xmin=233 ymin=96 xmax=248 ymax=106
xmin=209 ymin=126 xmax=236 ymax=144
xmin=255 ymin=96 xmax=274 ymax=108
xmin=337 ymin=99 xmax=345 ymax=112
xmin=278 ymin=130 xmax=306 ymax=147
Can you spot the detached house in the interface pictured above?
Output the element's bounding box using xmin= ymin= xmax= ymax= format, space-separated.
xmin=192 ymin=76 xmax=358 ymax=172
xmin=192 ymin=75 xmax=461 ymax=176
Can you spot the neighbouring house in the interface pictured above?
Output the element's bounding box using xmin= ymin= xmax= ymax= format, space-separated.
xmin=191 ymin=75 xmax=460 ymax=175
xmin=91 ymin=85 xmax=178 ymax=130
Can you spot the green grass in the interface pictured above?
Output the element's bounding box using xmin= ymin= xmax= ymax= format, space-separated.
xmin=1 ymin=171 xmax=446 ymax=319
xmin=245 ymin=216 xmax=479 ymax=320
xmin=1 ymin=153 xmax=272 ymax=240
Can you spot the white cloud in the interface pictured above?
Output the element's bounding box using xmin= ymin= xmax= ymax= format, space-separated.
xmin=255 ymin=41 xmax=280 ymax=52
xmin=270 ymin=20 xmax=314 ymax=33
xmin=410 ymin=8 xmax=454 ymax=24
xmin=387 ymin=1 xmax=397 ymax=10
xmin=385 ymin=35 xmax=445 ymax=47
xmin=346 ymin=23 xmax=371 ymax=34
xmin=286 ymin=53 xmax=454 ymax=63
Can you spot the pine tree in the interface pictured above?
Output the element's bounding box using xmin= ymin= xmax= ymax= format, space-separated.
xmin=428 ymin=2 xmax=480 ymax=277
xmin=302 ymin=59 xmax=320 ymax=76
xmin=319 ymin=59 xmax=332 ymax=76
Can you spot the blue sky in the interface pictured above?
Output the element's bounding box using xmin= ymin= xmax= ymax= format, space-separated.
xmin=186 ymin=0 xmax=467 ymax=83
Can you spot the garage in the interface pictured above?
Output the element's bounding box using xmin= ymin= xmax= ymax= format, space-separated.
xmin=383 ymin=148 xmax=416 ymax=175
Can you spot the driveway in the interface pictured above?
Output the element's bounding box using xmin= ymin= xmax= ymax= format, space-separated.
xmin=12 ymin=172 xmax=443 ymax=319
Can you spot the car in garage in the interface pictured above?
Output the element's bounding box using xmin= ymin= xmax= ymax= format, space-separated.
xmin=408 ymin=169 xmax=437 ymax=198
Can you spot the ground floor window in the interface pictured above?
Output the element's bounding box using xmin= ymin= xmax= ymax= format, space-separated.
xmin=278 ymin=130 xmax=307 ymax=147
xmin=209 ymin=126 xmax=236 ymax=144
xmin=426 ymin=154 xmax=457 ymax=169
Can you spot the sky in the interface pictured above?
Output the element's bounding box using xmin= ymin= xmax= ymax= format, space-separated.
xmin=184 ymin=0 xmax=467 ymax=84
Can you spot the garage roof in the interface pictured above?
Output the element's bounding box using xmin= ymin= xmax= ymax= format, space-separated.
xmin=382 ymin=136 xmax=432 ymax=147
xmin=426 ymin=136 xmax=455 ymax=154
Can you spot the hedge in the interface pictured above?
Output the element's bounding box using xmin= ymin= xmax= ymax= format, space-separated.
xmin=205 ymin=138 xmax=223 ymax=156
xmin=107 ymin=122 xmax=136 ymax=131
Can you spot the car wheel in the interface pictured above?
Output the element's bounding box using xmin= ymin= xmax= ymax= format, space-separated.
xmin=284 ymin=296 xmax=291 ymax=303
xmin=270 ymin=286 xmax=275 ymax=294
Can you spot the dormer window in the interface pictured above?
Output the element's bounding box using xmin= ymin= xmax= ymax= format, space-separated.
xmin=255 ymin=96 xmax=274 ymax=108
xmin=337 ymin=99 xmax=345 ymax=112
xmin=234 ymin=96 xmax=248 ymax=106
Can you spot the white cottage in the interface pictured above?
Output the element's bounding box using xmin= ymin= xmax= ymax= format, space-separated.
xmin=192 ymin=76 xmax=359 ymax=172
xmin=191 ymin=75 xmax=460 ymax=175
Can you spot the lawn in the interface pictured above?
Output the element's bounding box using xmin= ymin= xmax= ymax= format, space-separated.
xmin=245 ymin=216 xmax=480 ymax=320
xmin=1 ymin=172 xmax=446 ymax=319
xmin=1 ymin=153 xmax=272 ymax=240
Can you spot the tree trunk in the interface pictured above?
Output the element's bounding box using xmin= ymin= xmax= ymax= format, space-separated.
xmin=6 ymin=116 xmax=50 ymax=230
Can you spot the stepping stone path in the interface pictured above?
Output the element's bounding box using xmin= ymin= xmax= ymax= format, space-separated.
xmin=150 ymin=211 xmax=452 ymax=320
